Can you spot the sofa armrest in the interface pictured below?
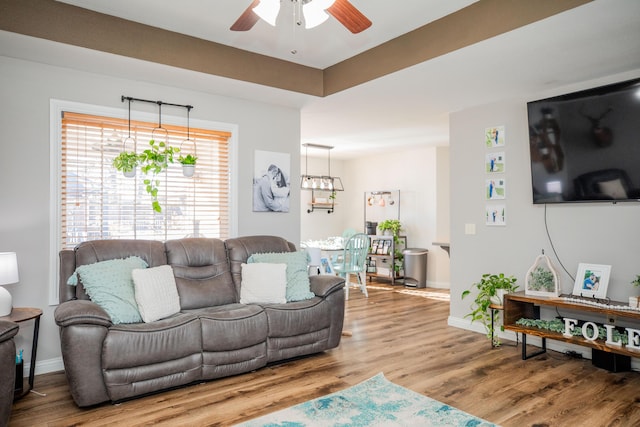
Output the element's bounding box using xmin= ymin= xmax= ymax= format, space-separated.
xmin=0 ymin=320 xmax=18 ymax=344
xmin=55 ymin=300 xmax=113 ymax=328
xmin=55 ymin=300 xmax=112 ymax=406
xmin=309 ymin=275 xmax=345 ymax=298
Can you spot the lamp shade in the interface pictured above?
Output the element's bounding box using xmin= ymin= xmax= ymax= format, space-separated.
xmin=0 ymin=252 xmax=19 ymax=285
xmin=0 ymin=252 xmax=18 ymax=316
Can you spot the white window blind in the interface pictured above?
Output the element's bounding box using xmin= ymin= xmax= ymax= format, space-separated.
xmin=60 ymin=111 xmax=231 ymax=248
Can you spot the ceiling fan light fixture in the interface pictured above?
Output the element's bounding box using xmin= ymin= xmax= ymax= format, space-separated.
xmin=253 ymin=0 xmax=281 ymax=26
xmin=302 ymin=0 xmax=336 ymax=29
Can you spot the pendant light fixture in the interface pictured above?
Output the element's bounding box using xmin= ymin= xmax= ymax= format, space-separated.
xmin=300 ymin=143 xmax=344 ymax=191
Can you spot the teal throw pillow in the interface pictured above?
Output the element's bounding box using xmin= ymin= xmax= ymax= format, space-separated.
xmin=247 ymin=251 xmax=315 ymax=302
xmin=67 ymin=256 xmax=148 ymax=324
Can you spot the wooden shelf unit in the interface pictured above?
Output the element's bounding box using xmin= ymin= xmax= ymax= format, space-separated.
xmin=366 ymin=235 xmax=406 ymax=285
xmin=504 ymin=291 xmax=640 ymax=359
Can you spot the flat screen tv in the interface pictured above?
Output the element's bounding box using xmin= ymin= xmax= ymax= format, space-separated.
xmin=527 ymin=77 xmax=640 ymax=204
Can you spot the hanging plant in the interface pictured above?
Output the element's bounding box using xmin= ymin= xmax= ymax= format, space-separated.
xmin=113 ymin=99 xmax=139 ymax=177
xmin=139 ymin=139 xmax=179 ymax=213
xmin=178 ymin=153 xmax=198 ymax=177
xmin=112 ymin=151 xmax=140 ymax=177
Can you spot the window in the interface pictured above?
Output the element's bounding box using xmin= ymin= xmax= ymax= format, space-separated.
xmin=59 ymin=110 xmax=232 ymax=249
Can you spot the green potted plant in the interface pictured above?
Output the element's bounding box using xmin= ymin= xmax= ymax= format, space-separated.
xmin=178 ymin=153 xmax=197 ymax=177
xmin=378 ymin=219 xmax=401 ymax=237
xmin=112 ymin=151 xmax=140 ymax=178
xmin=462 ymin=273 xmax=519 ymax=346
xmin=139 ymin=139 xmax=179 ymax=213
xmin=630 ymin=275 xmax=640 ymax=307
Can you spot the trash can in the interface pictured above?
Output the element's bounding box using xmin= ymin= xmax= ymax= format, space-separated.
xmin=403 ymin=248 xmax=428 ymax=288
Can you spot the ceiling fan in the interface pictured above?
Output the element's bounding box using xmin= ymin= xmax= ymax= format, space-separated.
xmin=231 ymin=0 xmax=372 ymax=34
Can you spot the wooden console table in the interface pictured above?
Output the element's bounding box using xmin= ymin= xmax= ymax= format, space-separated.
xmin=504 ymin=292 xmax=640 ymax=360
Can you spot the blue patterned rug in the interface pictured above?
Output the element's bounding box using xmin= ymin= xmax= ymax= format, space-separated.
xmin=236 ymin=373 xmax=498 ymax=426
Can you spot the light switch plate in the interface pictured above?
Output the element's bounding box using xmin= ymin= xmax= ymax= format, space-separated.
xmin=465 ymin=223 xmax=476 ymax=235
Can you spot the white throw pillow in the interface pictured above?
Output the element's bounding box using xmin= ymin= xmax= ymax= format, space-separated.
xmin=240 ymin=263 xmax=287 ymax=304
xmin=132 ymin=265 xmax=181 ymax=322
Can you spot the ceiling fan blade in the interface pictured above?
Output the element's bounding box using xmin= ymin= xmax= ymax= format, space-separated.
xmin=327 ymin=0 xmax=372 ymax=34
xmin=230 ymin=0 xmax=261 ymax=31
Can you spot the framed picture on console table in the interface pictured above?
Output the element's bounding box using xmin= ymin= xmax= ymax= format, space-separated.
xmin=572 ymin=263 xmax=611 ymax=299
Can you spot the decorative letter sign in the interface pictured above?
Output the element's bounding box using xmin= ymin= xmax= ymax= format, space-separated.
xmin=581 ymin=322 xmax=599 ymax=341
xmin=604 ymin=324 xmax=623 ymax=348
xmin=563 ymin=318 xmax=578 ymax=338
xmin=626 ymin=328 xmax=640 ymax=352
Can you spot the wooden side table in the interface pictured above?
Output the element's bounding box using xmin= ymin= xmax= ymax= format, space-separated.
xmin=0 ymin=307 xmax=42 ymax=400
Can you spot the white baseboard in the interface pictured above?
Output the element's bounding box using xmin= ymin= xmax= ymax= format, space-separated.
xmin=426 ymin=280 xmax=450 ymax=289
xmin=22 ymin=357 xmax=64 ymax=378
xmin=447 ymin=315 xmax=640 ymax=371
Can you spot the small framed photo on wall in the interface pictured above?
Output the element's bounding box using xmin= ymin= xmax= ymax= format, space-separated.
xmin=485 ymin=204 xmax=506 ymax=226
xmin=485 ymin=126 xmax=505 ymax=148
xmin=486 ymin=178 xmax=506 ymax=200
xmin=485 ymin=152 xmax=505 ymax=173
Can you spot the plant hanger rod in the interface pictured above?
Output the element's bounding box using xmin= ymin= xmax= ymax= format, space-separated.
xmin=121 ymin=96 xmax=193 ymax=112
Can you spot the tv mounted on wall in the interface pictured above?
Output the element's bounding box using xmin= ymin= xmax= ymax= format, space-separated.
xmin=527 ymin=77 xmax=640 ymax=204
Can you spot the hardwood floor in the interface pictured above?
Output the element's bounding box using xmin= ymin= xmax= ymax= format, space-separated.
xmin=9 ymin=282 xmax=640 ymax=426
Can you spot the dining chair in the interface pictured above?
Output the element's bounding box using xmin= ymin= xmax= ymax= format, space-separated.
xmin=341 ymin=228 xmax=357 ymax=239
xmin=332 ymin=233 xmax=370 ymax=300
xmin=305 ymin=246 xmax=322 ymax=276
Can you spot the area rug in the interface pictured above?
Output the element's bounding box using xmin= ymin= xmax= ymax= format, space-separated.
xmin=235 ymin=373 xmax=498 ymax=426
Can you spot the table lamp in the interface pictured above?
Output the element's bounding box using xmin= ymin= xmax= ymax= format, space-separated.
xmin=0 ymin=252 xmax=19 ymax=316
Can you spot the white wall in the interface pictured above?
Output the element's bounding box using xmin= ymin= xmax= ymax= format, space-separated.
xmin=332 ymin=146 xmax=451 ymax=288
xmin=448 ymin=71 xmax=640 ymax=346
xmin=0 ymin=55 xmax=301 ymax=374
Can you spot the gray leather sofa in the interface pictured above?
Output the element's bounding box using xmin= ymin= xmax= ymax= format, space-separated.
xmin=0 ymin=319 xmax=19 ymax=425
xmin=55 ymin=236 xmax=345 ymax=407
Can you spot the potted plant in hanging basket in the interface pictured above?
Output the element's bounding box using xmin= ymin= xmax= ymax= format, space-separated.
xmin=462 ymin=273 xmax=519 ymax=346
xmin=178 ymin=153 xmax=197 ymax=177
xmin=112 ymin=151 xmax=140 ymax=178
xmin=139 ymin=139 xmax=179 ymax=213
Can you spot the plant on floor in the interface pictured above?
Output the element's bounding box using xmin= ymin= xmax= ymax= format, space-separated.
xmin=462 ymin=273 xmax=519 ymax=346
xmin=139 ymin=139 xmax=180 ymax=212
